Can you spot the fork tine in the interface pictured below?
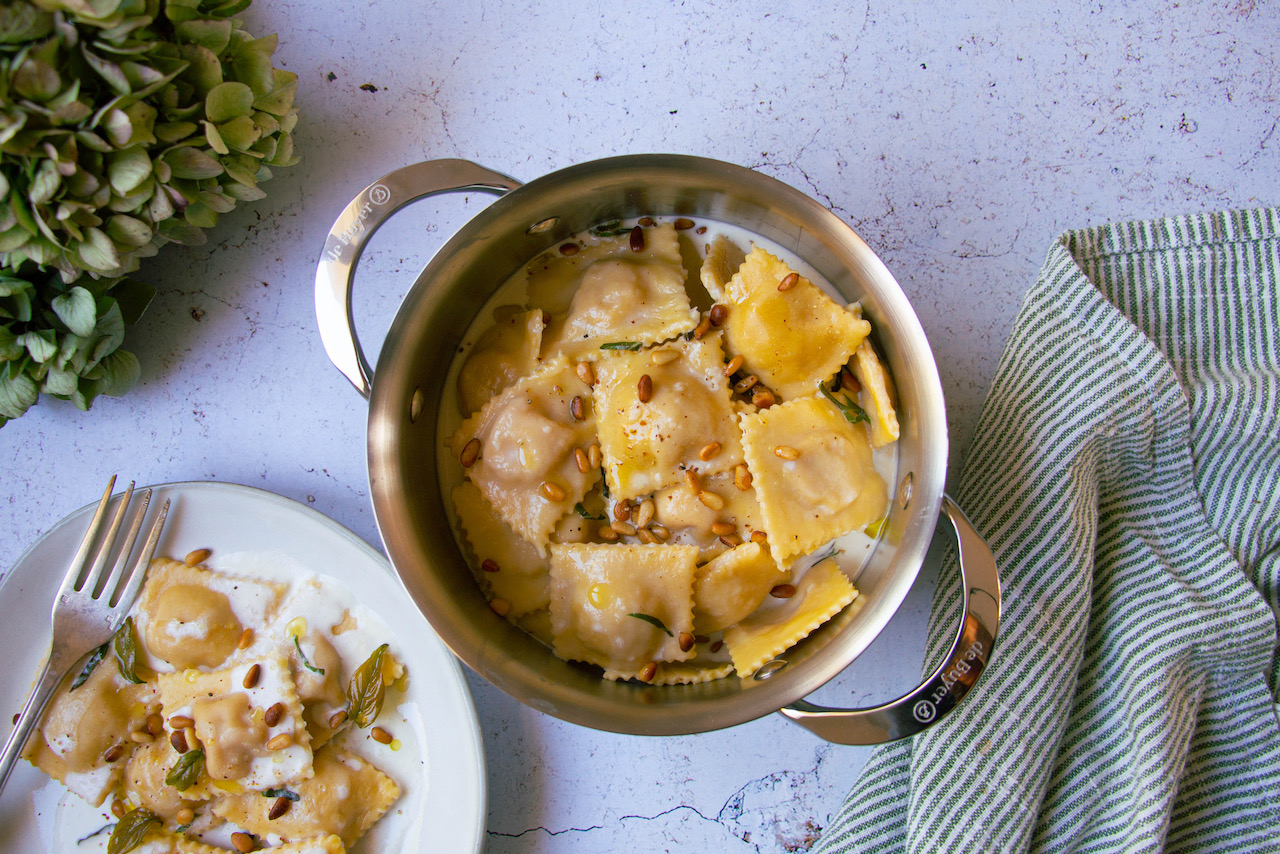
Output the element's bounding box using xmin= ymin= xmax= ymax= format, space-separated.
xmin=95 ymin=488 xmax=151 ymax=603
xmin=109 ymin=498 xmax=169 ymax=611
xmin=81 ymin=480 xmax=135 ymax=598
xmin=60 ymin=475 xmax=118 ymax=598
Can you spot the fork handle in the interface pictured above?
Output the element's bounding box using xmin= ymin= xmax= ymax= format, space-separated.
xmin=0 ymin=647 xmax=63 ymax=796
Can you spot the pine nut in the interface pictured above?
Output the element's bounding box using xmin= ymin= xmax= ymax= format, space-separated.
xmin=695 ymin=634 xmax=710 ymax=644
xmin=650 ymin=348 xmax=680 ymax=365
xmin=597 ymin=525 xmax=620 ymax=542
xmin=770 ymin=584 xmax=797 ymax=599
xmin=637 ymin=373 xmax=653 ymax=403
xmin=710 ymin=521 xmax=737 ymax=537
xmin=718 ymin=533 xmax=743 ymax=547
xmin=266 ymin=733 xmax=293 ymax=751
xmin=709 ymin=304 xmax=729 ymax=326
xmin=778 ymin=272 xmax=799 ymax=291
xmin=103 ymin=743 xmax=125 ymax=762
xmin=710 ymin=639 xmax=724 ymax=653
xmin=774 ymin=445 xmax=801 ymax=460
xmin=734 ymin=464 xmax=753 ymax=491
xmin=629 ymin=225 xmax=645 ymax=252
xmin=111 ymin=799 xmax=127 ymax=818
xmin=175 ymin=807 xmax=195 ymax=826
xmin=751 ymin=388 xmax=776 ymax=409
xmin=693 ymin=315 xmax=711 ymax=339
xmin=610 ymin=520 xmax=637 ymax=537
xmin=649 ymin=524 xmax=671 ymax=542
xmin=678 ymin=632 xmax=696 ymax=653
xmin=170 ymin=730 xmax=188 ymax=754
xmin=673 ymin=217 xmax=695 ymax=230
xmin=264 ymin=702 xmax=285 ymax=728
xmin=489 ymin=598 xmax=511 ymax=617
xmin=184 ymin=726 xmax=198 ymax=750
xmin=637 ymin=528 xmax=657 ymax=544
xmin=613 ymin=500 xmax=632 ymax=521
xmin=328 ymin=710 xmax=348 ymax=729
xmin=268 ymin=796 xmax=291 ymax=820
xmin=184 ymin=548 xmax=211 ymax=566
xmin=146 ymin=713 xmax=164 ymax=736
xmin=128 ymin=729 xmax=152 ymax=743
xmin=574 ymin=447 xmax=590 ymax=473
xmin=634 ymin=498 xmax=655 ymax=528
xmin=841 ymin=366 xmax=861 ymax=393
xmin=237 ymin=627 xmax=254 ymax=649
xmin=168 ymin=715 xmax=194 ymax=731
xmin=459 ymin=438 xmax=481 ymax=467
xmin=540 ymin=481 xmax=566 ymax=502
xmin=698 ymin=442 xmax=721 ymax=461
xmin=588 ymin=443 xmax=602 ymax=469
xmin=750 ymin=530 xmax=768 ymax=545
xmin=684 ymin=468 xmax=702 ymax=493
xmin=723 ymin=355 xmax=744 ymax=376
xmin=371 ymin=726 xmax=393 ymax=744
xmin=481 ymin=559 xmax=500 ymax=573
xmin=698 ymin=491 xmax=725 ymax=511
xmin=559 ymin=242 xmax=579 ymax=256
xmin=638 ymin=661 xmax=658 ymax=682
xmin=638 ymin=216 xmax=655 ymax=227
xmin=733 ymin=374 xmax=759 ymax=394
xmin=570 ymin=395 xmax=586 ymax=421
xmin=577 ymin=361 xmax=595 ymax=386
xmin=242 ymin=663 xmax=261 ymax=690
xmin=231 ymin=832 xmax=256 ymax=852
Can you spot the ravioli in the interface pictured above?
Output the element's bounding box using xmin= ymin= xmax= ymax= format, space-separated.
xmin=456 ymin=307 xmax=544 ymax=416
xmin=453 ymin=480 xmax=550 ymax=618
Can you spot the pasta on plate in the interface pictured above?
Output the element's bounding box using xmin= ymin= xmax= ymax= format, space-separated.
xmin=445 ymin=217 xmax=902 ymax=683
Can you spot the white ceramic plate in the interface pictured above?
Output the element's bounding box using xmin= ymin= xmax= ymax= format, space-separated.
xmin=0 ymin=481 xmax=486 ymax=853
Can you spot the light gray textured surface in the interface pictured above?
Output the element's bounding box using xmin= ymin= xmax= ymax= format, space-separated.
xmin=1 ymin=1 xmax=1275 ymax=851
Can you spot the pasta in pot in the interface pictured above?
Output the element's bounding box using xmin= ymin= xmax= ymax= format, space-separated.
xmin=444 ymin=217 xmax=901 ymax=682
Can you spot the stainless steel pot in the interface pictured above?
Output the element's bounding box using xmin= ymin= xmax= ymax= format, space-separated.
xmin=315 ymin=155 xmax=1000 ymax=743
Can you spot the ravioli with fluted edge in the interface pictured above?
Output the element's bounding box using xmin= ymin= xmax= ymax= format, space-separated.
xmin=445 ymin=216 xmax=900 ymax=681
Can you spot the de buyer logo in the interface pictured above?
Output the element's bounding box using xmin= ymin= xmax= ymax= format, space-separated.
xmin=323 ymin=183 xmax=392 ymax=262
xmin=912 ymin=700 xmax=936 ymax=724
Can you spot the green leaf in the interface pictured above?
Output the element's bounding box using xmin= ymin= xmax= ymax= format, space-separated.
xmin=627 ymin=613 xmax=673 ymax=636
xmin=107 ymin=807 xmax=160 ymax=854
xmin=52 ymin=286 xmax=96 ymax=336
xmin=177 ymin=43 xmax=223 ymax=94
xmin=77 ymin=226 xmax=122 ymax=272
xmin=183 ymin=199 xmax=217 ymax=228
xmin=175 ymin=18 xmax=232 ymax=53
xmin=0 ymin=325 xmax=22 ymax=360
xmin=112 ymin=616 xmax=144 ymax=684
xmin=819 ymin=384 xmax=869 ymax=426
xmin=163 ymin=146 xmax=223 ymax=180
xmin=154 ymin=120 xmax=198 ymax=144
xmin=165 ymin=749 xmax=205 ymax=791
xmin=110 ymin=277 xmax=155 ymax=325
xmin=81 ymin=46 xmax=131 ymax=96
xmin=261 ymin=787 xmax=300 ymax=801
xmin=345 ymin=643 xmax=388 ymax=728
xmin=216 ymin=115 xmax=260 ymax=151
xmin=590 ymin=220 xmax=629 ymax=238
xmin=293 ymin=634 xmax=325 ymax=675
xmin=28 ymin=160 xmax=62 ymax=205
xmin=0 ymin=365 xmax=38 ymax=419
xmin=93 ymin=348 xmax=140 ymax=397
xmin=106 ymin=214 xmax=154 ymax=248
xmin=19 ymin=329 xmax=57 ymax=362
xmin=43 ymin=365 xmax=80 ymax=396
xmin=574 ymin=502 xmax=605 ymax=521
xmin=599 ymin=341 xmax=642 ymax=351
xmin=12 ymin=57 xmax=60 ymax=102
xmin=71 ymin=642 xmax=108 ymax=689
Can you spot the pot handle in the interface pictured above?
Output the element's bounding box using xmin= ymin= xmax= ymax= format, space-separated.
xmin=779 ymin=495 xmax=1001 ymax=744
xmin=314 ymin=159 xmax=523 ymax=398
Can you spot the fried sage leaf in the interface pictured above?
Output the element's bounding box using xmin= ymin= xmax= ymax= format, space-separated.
xmin=165 ymin=749 xmax=205 ymax=791
xmin=293 ymin=634 xmax=325 ymax=675
xmin=599 ymin=341 xmax=642 ymax=351
xmin=107 ymin=808 xmax=160 ymax=854
xmin=819 ymin=384 xmax=869 ymax=426
xmin=627 ymin=612 xmax=673 ymax=637
xmin=71 ymin=641 xmax=109 ymax=689
xmin=346 ymin=643 xmax=389 ymax=728
xmin=262 ymin=787 xmax=300 ymax=801
xmin=112 ymin=616 xmax=144 ymax=684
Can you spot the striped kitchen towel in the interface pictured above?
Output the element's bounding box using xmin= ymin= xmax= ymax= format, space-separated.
xmin=814 ymin=208 xmax=1280 ymax=853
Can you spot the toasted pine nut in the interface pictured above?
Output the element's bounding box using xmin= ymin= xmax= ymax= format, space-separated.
xmin=770 ymin=583 xmax=797 ymax=599
xmin=268 ymin=796 xmax=291 ymax=820
xmin=481 ymin=559 xmax=500 ymax=573
xmin=734 ymin=464 xmax=753 ymax=491
xmin=231 ymin=831 xmax=256 ymax=852
xmin=329 ymin=709 xmax=348 ymax=729
xmin=708 ymin=304 xmax=729 ymax=326
xmin=637 ymin=373 xmax=653 ymax=403
xmin=778 ymin=272 xmax=799 ymax=291
xmin=698 ymin=442 xmax=721 ymax=461
xmin=128 ymin=729 xmax=152 ymax=743
xmin=573 ymin=447 xmax=590 ymax=473
xmin=678 ymin=632 xmax=696 ymax=653
xmin=774 ymin=445 xmax=801 ymax=461
xmin=266 ymin=732 xmax=293 ymax=751
xmin=674 ymin=217 xmax=695 ymax=230
xmin=169 ymin=730 xmax=188 ymax=754
xmin=695 ymin=634 xmax=710 ymax=644
xmin=264 ymin=702 xmax=285 ymax=728
xmin=750 ymin=530 xmax=768 ymax=545
xmin=111 ymin=799 xmax=127 ymax=818
xmin=184 ymin=548 xmax=211 ymax=566
xmin=637 ymin=527 xmax=657 ymax=544
xmin=540 ymin=481 xmax=566 ymax=502
xmin=242 ymin=663 xmax=261 ymax=690
xmin=638 ymin=661 xmax=658 ymax=682
xmin=684 ymin=468 xmax=702 ymax=493
xmin=559 ymin=242 xmax=579 ymax=256
xmin=588 ymin=443 xmax=602 ymax=469
xmin=719 ymin=533 xmax=743 ymax=547
xmin=168 ymin=715 xmax=194 ymax=731
xmin=597 ymin=525 xmax=620 ymax=542
xmin=638 ymin=216 xmax=656 ymax=227
xmin=751 ymin=388 xmax=776 ymax=409
xmin=175 ymin=807 xmax=195 ymax=826
xmin=237 ymin=627 xmax=254 ymax=649
xmin=613 ymin=500 xmax=632 ymax=522
xmin=184 ymin=726 xmax=198 ymax=751
xmin=710 ymin=521 xmax=737 ymax=537
xmin=576 ymin=361 xmax=596 ymax=386
xmin=103 ymin=743 xmax=125 ymax=762
xmin=459 ymin=438 xmax=481 ymax=468
xmin=146 ymin=713 xmax=164 ymax=736
xmin=489 ymin=598 xmax=511 ymax=617
xmin=698 ymin=491 xmax=725 ymax=511
xmin=723 ymin=355 xmax=744 ymax=376
xmin=841 ymin=366 xmax=861 ymax=393
xmin=648 ymin=524 xmax=671 ymax=542
xmin=710 ymin=639 xmax=724 ymax=653
xmin=610 ymin=520 xmax=637 ymax=536
xmin=693 ymin=315 xmax=712 ymax=339
xmin=570 ymin=395 xmax=586 ymax=421
xmin=733 ymin=374 xmax=759 ymax=394
xmin=371 ymin=726 xmax=393 ymax=744
xmin=629 ymin=225 xmax=645 ymax=252
xmin=634 ymin=498 xmax=655 ymax=528
xmin=650 ymin=348 xmax=679 ymax=365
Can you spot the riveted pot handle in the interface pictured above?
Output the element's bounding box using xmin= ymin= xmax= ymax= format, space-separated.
xmin=314 ymin=159 xmax=523 ymax=398
xmin=780 ymin=495 xmax=1001 ymax=744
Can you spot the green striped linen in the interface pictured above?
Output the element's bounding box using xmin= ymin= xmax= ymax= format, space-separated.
xmin=814 ymin=208 xmax=1280 ymax=853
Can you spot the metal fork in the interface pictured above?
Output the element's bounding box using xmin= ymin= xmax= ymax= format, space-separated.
xmin=0 ymin=476 xmax=169 ymax=795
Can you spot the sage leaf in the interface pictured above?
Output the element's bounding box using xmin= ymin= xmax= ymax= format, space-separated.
xmin=599 ymin=341 xmax=642 ymax=351
xmin=107 ymin=807 xmax=160 ymax=854
xmin=71 ymin=642 xmax=108 ymax=689
xmin=261 ymin=787 xmax=299 ymax=801
xmin=293 ymin=634 xmax=324 ymax=675
xmin=819 ymin=384 xmax=869 ymax=426
xmin=164 ymin=749 xmax=204 ymax=791
xmin=574 ymin=503 xmax=605 ymax=521
xmin=112 ymin=616 xmax=144 ymax=684
xmin=627 ymin=613 xmax=673 ymax=637
xmin=346 ymin=643 xmax=388 ymax=728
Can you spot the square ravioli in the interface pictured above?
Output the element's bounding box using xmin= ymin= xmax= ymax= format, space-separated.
xmin=692 ymin=541 xmax=787 ymax=635
xmin=549 ymin=543 xmax=698 ymax=672
xmin=450 ymin=355 xmax=601 ymax=553
xmin=740 ymin=394 xmax=888 ymax=564
xmin=134 ymin=557 xmax=285 ymax=672
xmin=157 ymin=653 xmax=312 ymax=790
xmin=539 ymin=222 xmax=698 ymax=360
xmin=453 ymin=480 xmax=550 ymax=619
xmin=455 ymin=306 xmax=545 ymax=416
xmin=592 ymin=332 xmax=744 ymax=500
xmin=652 ymin=468 xmax=764 ymax=561
xmin=721 ymin=247 xmax=870 ymax=400
xmin=212 ymin=745 xmax=399 ymax=849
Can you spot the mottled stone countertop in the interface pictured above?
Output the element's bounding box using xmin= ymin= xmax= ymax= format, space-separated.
xmin=2 ymin=2 xmax=1275 ymax=851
